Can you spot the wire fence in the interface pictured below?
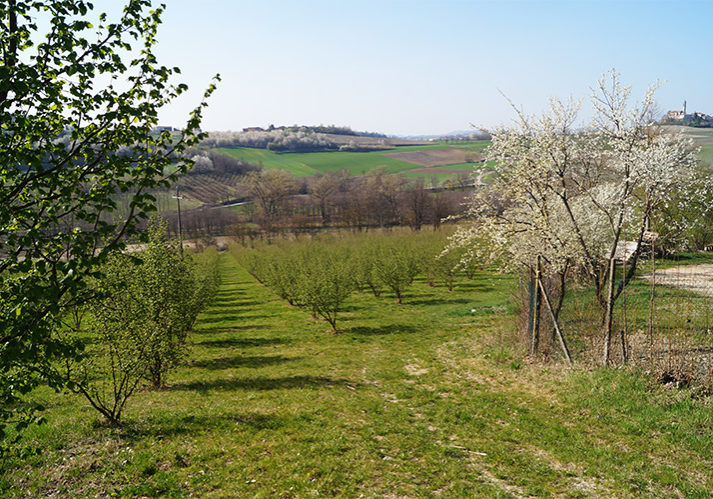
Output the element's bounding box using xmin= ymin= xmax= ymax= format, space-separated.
xmin=525 ymin=253 xmax=713 ymax=391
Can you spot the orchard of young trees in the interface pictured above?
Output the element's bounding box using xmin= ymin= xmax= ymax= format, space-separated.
xmin=232 ymin=231 xmax=474 ymax=331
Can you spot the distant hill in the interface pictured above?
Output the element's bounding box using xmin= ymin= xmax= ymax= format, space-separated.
xmin=214 ymin=140 xmax=489 ymax=178
xmin=394 ymin=130 xmax=492 ymax=141
xmin=200 ymin=129 xmax=430 ymax=153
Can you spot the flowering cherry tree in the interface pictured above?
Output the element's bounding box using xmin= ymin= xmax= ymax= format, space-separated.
xmin=451 ymin=70 xmax=702 ymax=364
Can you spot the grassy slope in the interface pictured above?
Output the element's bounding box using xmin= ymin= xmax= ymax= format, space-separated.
xmin=7 ymin=253 xmax=713 ymax=497
xmin=216 ymin=134 xmax=713 ymax=179
xmin=216 ymin=141 xmax=489 ymax=178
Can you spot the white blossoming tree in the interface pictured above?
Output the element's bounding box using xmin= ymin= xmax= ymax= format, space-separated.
xmin=451 ymin=70 xmax=702 ymax=364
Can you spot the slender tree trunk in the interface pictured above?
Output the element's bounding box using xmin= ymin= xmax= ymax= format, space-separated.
xmin=648 ymin=239 xmax=656 ymax=347
xmin=530 ymin=260 xmax=542 ymax=356
xmin=603 ymin=257 xmax=616 ymax=365
xmin=620 ymin=258 xmax=628 ymax=364
xmin=553 ymin=269 xmax=567 ymax=346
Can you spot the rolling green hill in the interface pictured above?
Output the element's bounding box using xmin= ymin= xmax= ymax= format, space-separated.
xmin=216 ymin=141 xmax=489 ymax=178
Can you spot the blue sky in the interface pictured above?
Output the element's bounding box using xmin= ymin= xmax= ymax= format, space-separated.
xmin=113 ymin=0 xmax=713 ymax=135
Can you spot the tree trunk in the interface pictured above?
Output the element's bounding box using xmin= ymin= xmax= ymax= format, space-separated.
xmin=602 ymin=257 xmax=616 ymax=365
xmin=529 ymin=261 xmax=541 ymax=356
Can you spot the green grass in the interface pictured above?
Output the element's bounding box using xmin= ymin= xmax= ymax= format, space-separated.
xmin=653 ymin=251 xmax=713 ymax=270
xmin=6 ymin=252 xmax=713 ymax=496
xmin=219 ymin=134 xmax=713 ymax=179
xmin=216 ymin=141 xmax=489 ymax=178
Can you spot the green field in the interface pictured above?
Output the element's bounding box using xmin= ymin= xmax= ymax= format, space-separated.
xmin=7 ymin=251 xmax=713 ymax=496
xmin=216 ymin=141 xmax=489 ymax=178
xmin=216 ymin=132 xmax=713 ymax=179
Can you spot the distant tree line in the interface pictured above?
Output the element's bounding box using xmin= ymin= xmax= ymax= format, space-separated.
xmin=307 ymin=124 xmax=387 ymax=138
xmin=661 ymin=117 xmax=713 ymax=128
xmin=163 ymin=168 xmax=471 ymax=240
xmin=200 ymin=128 xmax=390 ymax=153
xmin=186 ymin=150 xmax=261 ymax=175
xmin=199 ymin=130 xmax=338 ymax=151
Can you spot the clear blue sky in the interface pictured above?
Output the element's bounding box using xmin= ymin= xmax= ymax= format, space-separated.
xmin=107 ymin=0 xmax=713 ymax=135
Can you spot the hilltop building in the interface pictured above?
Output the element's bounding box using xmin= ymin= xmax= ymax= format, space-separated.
xmin=666 ymin=100 xmax=713 ymax=124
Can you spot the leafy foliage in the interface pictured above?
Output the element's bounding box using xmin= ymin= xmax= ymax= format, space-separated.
xmin=372 ymin=237 xmax=422 ymax=304
xmin=0 ymin=0 xmax=217 ymax=449
xmin=60 ymin=222 xmax=220 ymax=425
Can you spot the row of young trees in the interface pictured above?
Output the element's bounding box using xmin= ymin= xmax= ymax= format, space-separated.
xmin=232 ymin=231 xmax=477 ymax=331
xmin=0 ymin=0 xmax=218 ymax=459
xmin=55 ymin=222 xmax=220 ymax=426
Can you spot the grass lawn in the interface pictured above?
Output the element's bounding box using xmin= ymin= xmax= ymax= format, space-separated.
xmin=215 ymin=141 xmax=489 ymax=178
xmin=6 ymin=252 xmax=713 ymax=496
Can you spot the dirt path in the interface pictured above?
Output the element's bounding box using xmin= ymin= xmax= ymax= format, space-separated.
xmin=641 ymin=263 xmax=713 ymax=296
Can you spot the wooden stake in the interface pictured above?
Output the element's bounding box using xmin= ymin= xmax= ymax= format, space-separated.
xmin=538 ymin=278 xmax=573 ymax=365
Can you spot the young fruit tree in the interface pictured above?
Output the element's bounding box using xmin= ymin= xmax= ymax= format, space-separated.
xmin=296 ymin=244 xmax=356 ymax=332
xmin=0 ymin=0 xmax=217 ymax=451
xmin=373 ymin=237 xmax=422 ymax=304
xmin=449 ymin=70 xmax=704 ymax=365
xmin=58 ymin=221 xmax=218 ymax=425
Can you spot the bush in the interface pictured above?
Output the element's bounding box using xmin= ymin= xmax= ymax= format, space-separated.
xmin=295 ymin=243 xmax=356 ymax=331
xmin=61 ymin=222 xmax=219 ymax=425
xmin=372 ymin=236 xmax=422 ymax=304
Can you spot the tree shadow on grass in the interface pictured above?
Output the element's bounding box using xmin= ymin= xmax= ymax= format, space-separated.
xmin=407 ymin=297 xmax=472 ymax=306
xmin=168 ymin=375 xmax=352 ymax=392
xmin=454 ymin=282 xmax=496 ymax=293
xmin=206 ymin=299 xmax=264 ymax=308
xmin=190 ymin=355 xmax=299 ymax=370
xmin=340 ymin=304 xmax=363 ymax=313
xmin=122 ymin=412 xmax=290 ymax=440
xmin=347 ymin=324 xmax=419 ymax=336
xmin=196 ymin=337 xmax=290 ymax=348
xmin=198 ymin=313 xmax=272 ymax=324
xmin=193 ymin=324 xmax=268 ymax=335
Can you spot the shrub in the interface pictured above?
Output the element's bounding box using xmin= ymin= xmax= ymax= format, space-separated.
xmin=372 ymin=237 xmax=422 ymax=304
xmin=296 ymin=244 xmax=356 ymax=331
xmin=61 ymin=222 xmax=218 ymax=425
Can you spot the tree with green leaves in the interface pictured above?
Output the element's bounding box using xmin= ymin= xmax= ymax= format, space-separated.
xmin=0 ymin=0 xmax=217 ymax=452
xmin=296 ymin=244 xmax=356 ymax=332
xmin=373 ymin=237 xmax=422 ymax=304
xmin=60 ymin=221 xmax=218 ymax=425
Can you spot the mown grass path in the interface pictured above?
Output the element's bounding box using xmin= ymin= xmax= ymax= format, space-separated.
xmin=7 ymin=253 xmax=713 ymax=497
